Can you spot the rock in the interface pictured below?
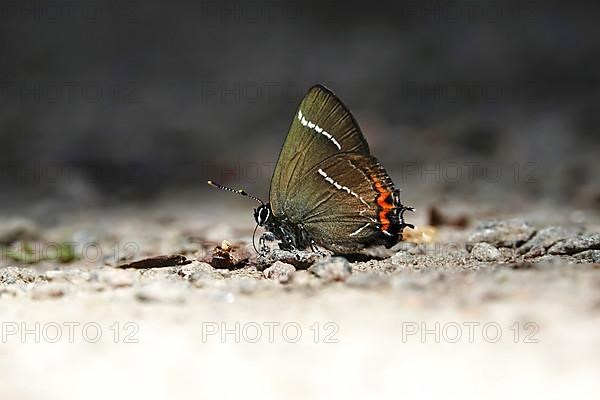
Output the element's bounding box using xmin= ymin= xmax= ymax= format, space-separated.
xmin=176 ymin=262 xmax=223 ymax=285
xmin=94 ymin=268 xmax=138 ymax=288
xmin=519 ymin=226 xmax=585 ymax=255
xmin=573 ymin=250 xmax=600 ymax=263
xmin=345 ymin=272 xmax=388 ymax=288
xmin=177 ymin=262 xmax=214 ymax=279
xmin=467 ymin=219 xmax=535 ymax=250
xmin=471 ymin=242 xmax=502 ymax=262
xmin=259 ymin=249 xmax=324 ymax=269
xmin=548 ymin=233 xmax=600 ymax=255
xmin=0 ymin=218 xmax=39 ymax=245
xmin=308 ymin=257 xmax=352 ymax=281
xmin=522 ymin=245 xmax=545 ymax=259
xmin=0 ymin=267 xmax=39 ymax=285
xmin=135 ymin=281 xmax=186 ymax=303
xmin=31 ymin=283 xmax=66 ymax=300
xmin=197 ymin=242 xmax=252 ymax=269
xmin=45 ymin=270 xmax=66 ymax=280
xmin=264 ymin=261 xmax=296 ymax=283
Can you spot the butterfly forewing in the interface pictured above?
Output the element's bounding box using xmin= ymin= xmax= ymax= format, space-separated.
xmin=270 ymin=85 xmax=370 ymax=217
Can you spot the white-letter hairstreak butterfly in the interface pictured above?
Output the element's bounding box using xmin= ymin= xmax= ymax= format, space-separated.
xmin=209 ymin=84 xmax=414 ymax=254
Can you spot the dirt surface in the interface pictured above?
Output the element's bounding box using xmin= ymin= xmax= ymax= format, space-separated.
xmin=1 ymin=197 xmax=600 ymax=399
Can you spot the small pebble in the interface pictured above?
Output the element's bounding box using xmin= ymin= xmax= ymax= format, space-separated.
xmin=471 ymin=242 xmax=502 ymax=262
xmin=177 ymin=262 xmax=214 ymax=279
xmin=176 ymin=262 xmax=222 ymax=284
xmin=45 ymin=270 xmax=67 ymax=280
xmin=523 ymin=245 xmax=545 ymax=258
xmin=0 ymin=267 xmax=39 ymax=285
xmin=197 ymin=242 xmax=252 ymax=269
xmin=260 ymin=249 xmax=324 ymax=269
xmin=264 ymin=261 xmax=296 ymax=283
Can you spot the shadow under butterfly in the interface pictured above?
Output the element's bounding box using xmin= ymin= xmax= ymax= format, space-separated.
xmin=209 ymin=84 xmax=414 ymax=255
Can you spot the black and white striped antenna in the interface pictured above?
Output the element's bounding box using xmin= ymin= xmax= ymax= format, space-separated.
xmin=207 ymin=180 xmax=264 ymax=204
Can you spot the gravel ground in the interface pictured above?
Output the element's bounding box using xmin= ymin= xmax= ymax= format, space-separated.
xmin=1 ymin=197 xmax=599 ymax=399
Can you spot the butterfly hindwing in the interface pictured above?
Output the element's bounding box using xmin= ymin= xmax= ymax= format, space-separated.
xmin=283 ymin=153 xmax=403 ymax=252
xmin=270 ymin=85 xmax=370 ymax=218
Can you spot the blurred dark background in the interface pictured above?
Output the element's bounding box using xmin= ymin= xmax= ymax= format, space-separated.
xmin=1 ymin=0 xmax=599 ymax=210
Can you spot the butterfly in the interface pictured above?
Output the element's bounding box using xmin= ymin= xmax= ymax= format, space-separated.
xmin=208 ymin=84 xmax=413 ymax=254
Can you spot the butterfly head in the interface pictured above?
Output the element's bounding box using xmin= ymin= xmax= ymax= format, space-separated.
xmin=254 ymin=203 xmax=272 ymax=226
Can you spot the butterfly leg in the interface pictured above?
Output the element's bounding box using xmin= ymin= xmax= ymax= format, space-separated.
xmin=278 ymin=229 xmax=297 ymax=251
xmin=265 ymin=224 xmax=297 ymax=252
xmin=309 ymin=238 xmax=328 ymax=256
xmin=399 ymin=204 xmax=415 ymax=230
xmin=259 ymin=232 xmax=277 ymax=255
xmin=297 ymin=224 xmax=327 ymax=256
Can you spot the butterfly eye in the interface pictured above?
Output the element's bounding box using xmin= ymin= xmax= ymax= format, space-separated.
xmin=255 ymin=205 xmax=271 ymax=226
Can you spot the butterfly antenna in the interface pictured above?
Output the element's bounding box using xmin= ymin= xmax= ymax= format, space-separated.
xmin=207 ymin=180 xmax=264 ymax=204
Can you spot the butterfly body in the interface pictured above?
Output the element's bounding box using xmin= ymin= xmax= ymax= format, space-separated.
xmin=255 ymin=206 xmax=312 ymax=251
xmin=253 ymin=85 xmax=413 ymax=254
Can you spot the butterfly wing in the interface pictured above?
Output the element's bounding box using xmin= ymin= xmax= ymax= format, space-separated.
xmin=284 ymin=153 xmax=409 ymax=252
xmin=270 ymin=85 xmax=370 ymax=218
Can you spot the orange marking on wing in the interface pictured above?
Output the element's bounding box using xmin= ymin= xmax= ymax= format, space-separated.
xmin=371 ymin=175 xmax=394 ymax=232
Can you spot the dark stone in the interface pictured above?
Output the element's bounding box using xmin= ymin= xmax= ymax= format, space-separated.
xmin=467 ymin=219 xmax=535 ymax=250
